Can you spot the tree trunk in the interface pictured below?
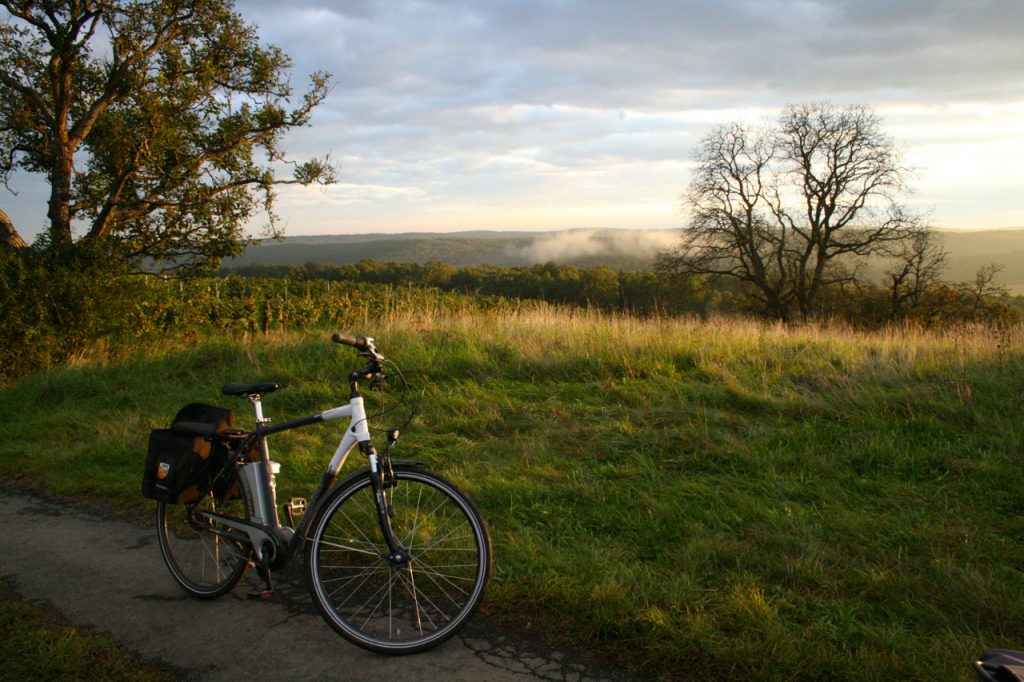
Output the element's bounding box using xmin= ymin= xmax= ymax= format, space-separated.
xmin=47 ymin=147 xmax=75 ymax=244
xmin=0 ymin=209 xmax=28 ymax=248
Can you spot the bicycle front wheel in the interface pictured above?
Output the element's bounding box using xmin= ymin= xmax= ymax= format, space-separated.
xmin=156 ymin=476 xmax=250 ymax=598
xmin=305 ymin=465 xmax=492 ymax=654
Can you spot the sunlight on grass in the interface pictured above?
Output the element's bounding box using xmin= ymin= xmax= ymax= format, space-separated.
xmin=3 ymin=306 xmax=1023 ymax=679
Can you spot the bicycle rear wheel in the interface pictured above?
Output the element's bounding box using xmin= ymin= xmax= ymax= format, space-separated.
xmin=305 ymin=465 xmax=492 ymax=654
xmin=156 ymin=473 xmax=250 ymax=598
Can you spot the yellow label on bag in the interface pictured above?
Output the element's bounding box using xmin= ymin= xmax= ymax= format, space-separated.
xmin=157 ymin=462 xmax=171 ymax=480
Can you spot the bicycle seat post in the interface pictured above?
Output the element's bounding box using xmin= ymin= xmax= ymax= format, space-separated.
xmin=249 ymin=394 xmax=270 ymax=427
xmin=245 ymin=391 xmax=278 ymax=528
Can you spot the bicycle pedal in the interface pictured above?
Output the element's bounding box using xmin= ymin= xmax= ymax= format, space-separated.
xmin=285 ymin=497 xmax=307 ymax=526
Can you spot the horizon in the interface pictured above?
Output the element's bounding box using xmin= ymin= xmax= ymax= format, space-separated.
xmin=263 ymin=225 xmax=1024 ymax=239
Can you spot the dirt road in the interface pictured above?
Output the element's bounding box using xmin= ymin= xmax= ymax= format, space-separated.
xmin=0 ymin=487 xmax=629 ymax=681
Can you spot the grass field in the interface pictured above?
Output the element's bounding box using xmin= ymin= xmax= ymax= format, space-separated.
xmin=2 ymin=307 xmax=1024 ymax=680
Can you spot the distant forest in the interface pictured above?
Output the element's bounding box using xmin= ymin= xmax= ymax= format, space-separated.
xmin=225 ymin=229 xmax=683 ymax=271
xmin=225 ymin=228 xmax=1024 ymax=294
xmin=223 ymin=258 xmax=1023 ymax=326
xmin=219 ymin=229 xmax=1024 ymax=325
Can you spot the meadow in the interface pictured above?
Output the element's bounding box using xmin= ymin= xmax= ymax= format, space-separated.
xmin=3 ymin=294 xmax=1024 ymax=680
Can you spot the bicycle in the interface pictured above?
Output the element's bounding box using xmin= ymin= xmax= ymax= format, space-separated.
xmin=151 ymin=333 xmax=493 ymax=654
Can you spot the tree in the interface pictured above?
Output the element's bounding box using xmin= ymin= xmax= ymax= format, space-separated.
xmin=658 ymin=103 xmax=927 ymax=321
xmin=0 ymin=0 xmax=334 ymax=271
xmin=957 ymin=262 xmax=1008 ymax=322
xmin=885 ymin=229 xmax=947 ymax=322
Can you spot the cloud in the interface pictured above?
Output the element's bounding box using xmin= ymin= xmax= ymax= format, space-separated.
xmin=4 ymin=0 xmax=1022 ymax=240
xmin=245 ymin=0 xmax=1024 ymax=183
xmin=245 ymin=0 xmax=1024 ymax=106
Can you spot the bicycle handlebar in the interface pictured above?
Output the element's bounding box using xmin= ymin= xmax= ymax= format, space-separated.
xmin=332 ymin=332 xmax=385 ymax=363
xmin=331 ymin=332 xmax=370 ymax=349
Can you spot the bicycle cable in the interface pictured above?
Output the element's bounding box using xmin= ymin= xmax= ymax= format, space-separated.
xmin=362 ymin=357 xmax=420 ymax=436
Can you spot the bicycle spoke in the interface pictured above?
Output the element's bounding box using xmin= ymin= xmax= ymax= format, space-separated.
xmin=319 ymin=565 xmax=382 ymax=596
xmin=416 ymin=525 xmax=477 ymax=553
xmin=318 ymin=565 xmax=384 ymax=577
xmin=396 ymin=568 xmax=447 ymax=627
xmin=306 ymin=469 xmax=490 ymax=653
xmin=314 ymin=538 xmax=382 ymax=557
xmin=329 ymin=562 xmax=385 ymax=604
xmin=324 ymin=497 xmax=379 ymax=553
xmin=405 ymin=484 xmax=425 ymax=550
xmin=350 ymin=572 xmax=393 ymax=625
xmin=158 ymin=489 xmax=248 ymax=598
xmin=407 ymin=561 xmax=423 ymax=635
xmin=413 ymin=562 xmax=479 ymax=571
xmin=394 ymin=570 xmax=436 ymax=634
xmin=415 ymin=561 xmax=474 ymax=608
xmin=404 ymin=509 xmax=459 ymax=549
xmin=401 ymin=495 xmax=456 ymax=548
xmin=199 ymin=539 xmax=223 ymax=582
xmin=412 ymin=561 xmax=477 ymax=586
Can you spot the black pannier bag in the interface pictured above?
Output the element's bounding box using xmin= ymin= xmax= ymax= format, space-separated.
xmin=142 ymin=403 xmax=234 ymax=504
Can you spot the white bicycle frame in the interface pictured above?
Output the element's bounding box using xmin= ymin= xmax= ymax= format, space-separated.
xmin=196 ymin=392 xmax=388 ymax=568
xmin=320 ymin=396 xmax=373 ymax=474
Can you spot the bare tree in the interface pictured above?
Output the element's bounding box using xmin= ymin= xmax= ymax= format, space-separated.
xmin=959 ymin=262 xmax=1007 ymax=321
xmin=659 ymin=103 xmax=928 ymax=321
xmin=885 ymin=229 xmax=947 ymax=321
xmin=656 ymin=122 xmax=795 ymax=320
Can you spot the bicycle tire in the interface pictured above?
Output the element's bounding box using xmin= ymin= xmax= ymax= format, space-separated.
xmin=156 ymin=469 xmax=250 ymax=598
xmin=305 ymin=465 xmax=492 ymax=654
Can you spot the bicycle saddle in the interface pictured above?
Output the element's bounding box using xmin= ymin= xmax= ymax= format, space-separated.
xmin=221 ymin=382 xmax=280 ymax=397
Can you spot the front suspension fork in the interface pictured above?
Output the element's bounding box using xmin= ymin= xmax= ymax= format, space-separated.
xmin=362 ymin=441 xmax=409 ymax=566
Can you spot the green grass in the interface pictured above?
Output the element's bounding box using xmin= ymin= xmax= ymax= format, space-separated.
xmin=0 ymin=580 xmax=173 ymax=681
xmin=3 ymin=309 xmax=1024 ymax=680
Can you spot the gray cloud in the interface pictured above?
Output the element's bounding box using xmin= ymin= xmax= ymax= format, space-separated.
xmin=247 ymin=0 xmax=1024 ymax=105
xmin=246 ymin=0 xmax=1024 ymax=178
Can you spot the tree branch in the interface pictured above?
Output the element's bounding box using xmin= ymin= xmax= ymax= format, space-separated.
xmin=0 ymin=206 xmax=28 ymax=248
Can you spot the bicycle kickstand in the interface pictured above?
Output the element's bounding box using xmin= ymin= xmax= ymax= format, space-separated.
xmin=248 ymin=543 xmax=275 ymax=600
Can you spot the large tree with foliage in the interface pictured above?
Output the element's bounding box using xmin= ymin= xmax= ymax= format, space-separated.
xmin=658 ymin=103 xmax=928 ymax=321
xmin=0 ymin=0 xmax=334 ymax=271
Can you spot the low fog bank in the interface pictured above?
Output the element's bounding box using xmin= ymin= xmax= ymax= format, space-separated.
xmin=510 ymin=228 xmax=679 ymax=264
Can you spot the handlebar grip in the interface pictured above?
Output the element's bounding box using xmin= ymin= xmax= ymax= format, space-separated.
xmin=331 ymin=332 xmax=368 ymax=349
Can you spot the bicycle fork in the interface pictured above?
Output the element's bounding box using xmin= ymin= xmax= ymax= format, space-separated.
xmin=364 ymin=441 xmax=411 ymax=567
xmin=232 ymin=440 xmax=411 ymax=598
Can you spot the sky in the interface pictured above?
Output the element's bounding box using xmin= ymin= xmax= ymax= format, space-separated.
xmin=3 ymin=0 xmax=1023 ymax=239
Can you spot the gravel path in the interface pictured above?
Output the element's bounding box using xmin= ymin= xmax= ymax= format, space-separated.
xmin=0 ymin=487 xmax=631 ymax=681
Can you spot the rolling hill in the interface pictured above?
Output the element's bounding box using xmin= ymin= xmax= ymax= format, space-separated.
xmin=225 ymin=227 xmax=1024 ymax=291
xmin=225 ymin=228 xmax=679 ymax=270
